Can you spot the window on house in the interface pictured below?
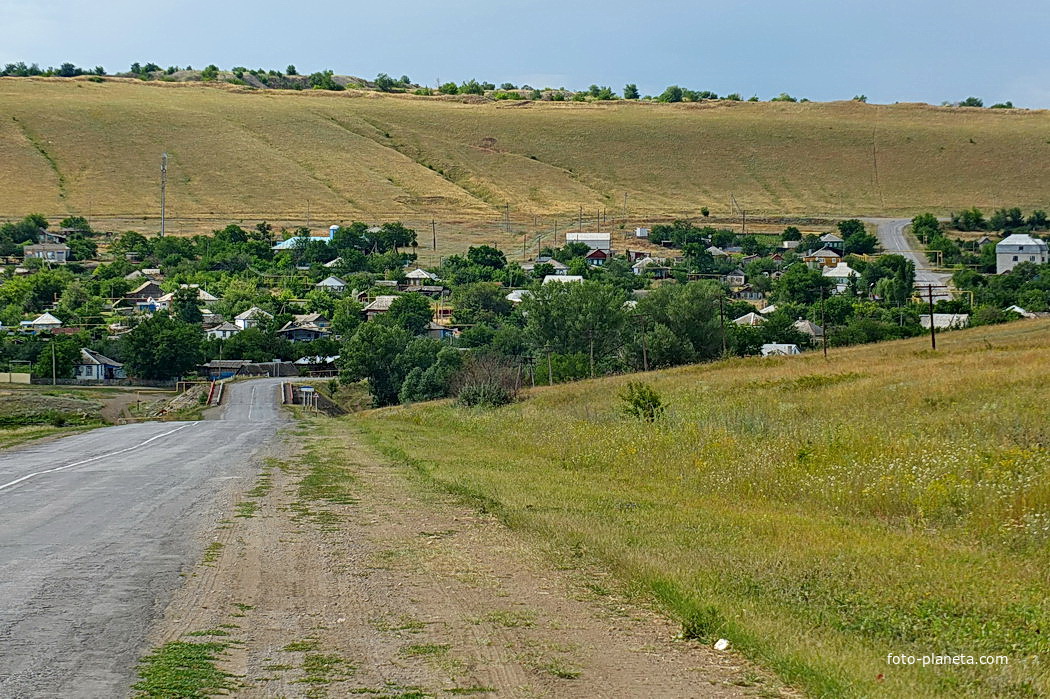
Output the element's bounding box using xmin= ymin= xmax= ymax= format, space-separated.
xmin=1013 ymin=256 xmax=1018 ymax=261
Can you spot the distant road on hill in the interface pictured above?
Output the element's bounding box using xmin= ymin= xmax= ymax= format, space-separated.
xmin=867 ymin=218 xmax=953 ymax=302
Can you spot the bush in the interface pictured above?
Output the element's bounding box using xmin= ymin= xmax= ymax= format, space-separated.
xmin=620 ymin=381 xmax=666 ymax=422
xmin=453 ymin=354 xmax=519 ymax=408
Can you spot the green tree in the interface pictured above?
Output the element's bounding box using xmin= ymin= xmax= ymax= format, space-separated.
xmin=374 ymin=73 xmax=396 ymax=91
xmin=171 ymin=286 xmax=204 ymax=323
xmin=658 ymin=85 xmax=683 ymax=103
xmin=339 ymin=323 xmax=411 ymax=405
xmin=33 ymin=336 xmax=81 ymax=380
xmin=121 ymin=313 xmax=204 ymax=380
xmin=466 ymin=245 xmax=507 ymax=269
xmin=623 ymin=83 xmax=639 ymax=99
xmin=451 ymin=282 xmax=512 ymax=324
xmin=959 ymin=96 xmax=984 ymax=107
xmin=286 ymin=64 xmax=298 ymax=75
xmin=382 ymin=294 xmax=432 ymax=334
xmin=200 ymin=64 xmax=219 ymax=81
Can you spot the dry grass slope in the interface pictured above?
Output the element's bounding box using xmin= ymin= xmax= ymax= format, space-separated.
xmin=3 ymin=78 xmax=1050 ymax=233
xmin=358 ymin=320 xmax=1050 ymax=698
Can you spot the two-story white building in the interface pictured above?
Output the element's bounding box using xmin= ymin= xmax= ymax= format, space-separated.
xmin=996 ymin=233 xmax=1048 ymax=274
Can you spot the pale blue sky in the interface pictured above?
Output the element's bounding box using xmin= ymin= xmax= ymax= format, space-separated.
xmin=4 ymin=0 xmax=1049 ymax=107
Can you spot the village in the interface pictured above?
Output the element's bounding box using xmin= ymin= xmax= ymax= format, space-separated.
xmin=1 ymin=213 xmax=1048 ymax=405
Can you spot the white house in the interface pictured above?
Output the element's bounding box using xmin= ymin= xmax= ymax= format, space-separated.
xmin=155 ymin=285 xmax=219 ymax=309
xmin=542 ymin=274 xmax=584 ymax=284
xmin=996 ymin=233 xmax=1048 ymax=274
xmin=732 ymin=312 xmax=765 ymax=326
xmin=792 ymin=318 xmax=824 ymax=339
xmin=405 ymin=268 xmax=439 ymax=285
xmin=315 ymin=276 xmax=348 ymax=293
xmin=272 ymin=224 xmax=338 ymax=251
xmin=505 ymin=289 xmax=533 ymax=304
xmin=75 ymin=348 xmax=126 ymax=381
xmin=634 ymin=227 xmax=650 ymax=239
xmin=919 ymin=314 xmax=970 ymax=330
xmin=822 ymin=262 xmax=859 ymax=293
xmin=23 ymin=243 xmax=70 ymax=264
xmin=30 ymin=312 xmax=63 ymax=332
xmin=205 ymin=321 xmax=241 ymax=340
xmin=565 ymin=232 xmax=612 ymax=252
xmin=521 ymin=258 xmax=569 ymax=276
xmin=234 ymin=306 xmax=273 ymax=330
xmin=761 ymin=343 xmax=801 ymax=356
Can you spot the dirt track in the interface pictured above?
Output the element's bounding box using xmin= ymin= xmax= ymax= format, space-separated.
xmin=148 ymin=420 xmax=784 ymax=697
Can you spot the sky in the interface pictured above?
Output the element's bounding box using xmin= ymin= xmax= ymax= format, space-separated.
xmin=4 ymin=0 xmax=1050 ymax=107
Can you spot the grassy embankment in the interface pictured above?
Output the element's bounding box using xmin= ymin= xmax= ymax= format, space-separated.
xmin=356 ymin=320 xmax=1050 ymax=697
xmin=3 ymin=77 xmax=1050 ymax=247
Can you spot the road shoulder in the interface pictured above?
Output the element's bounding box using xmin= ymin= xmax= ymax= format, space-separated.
xmin=141 ymin=415 xmax=785 ymax=697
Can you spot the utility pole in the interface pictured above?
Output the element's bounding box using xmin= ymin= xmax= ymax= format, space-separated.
xmin=160 ymin=153 xmax=167 ymax=237
xmin=578 ymin=205 xmax=583 ymax=232
xmin=718 ymin=293 xmax=727 ymax=356
xmin=554 ymin=220 xmax=558 ymax=245
xmin=596 ymin=209 xmax=600 ymax=233
xmin=635 ymin=314 xmax=649 ymax=371
xmin=928 ymin=284 xmax=937 ymax=350
xmin=432 ymin=219 xmax=436 ymax=251
xmin=821 ymin=286 xmax=828 ymax=359
xmin=623 ymin=192 xmax=628 ymax=222
xmin=51 ymin=341 xmax=56 ymax=386
xmin=545 ymin=345 xmax=553 ymax=385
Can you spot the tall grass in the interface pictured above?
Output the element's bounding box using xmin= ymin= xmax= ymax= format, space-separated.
xmin=357 ymin=320 xmax=1050 ymax=697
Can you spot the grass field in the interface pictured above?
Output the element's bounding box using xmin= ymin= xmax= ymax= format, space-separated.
xmin=3 ymin=77 xmax=1050 ymax=240
xmin=355 ymin=320 xmax=1050 ymax=697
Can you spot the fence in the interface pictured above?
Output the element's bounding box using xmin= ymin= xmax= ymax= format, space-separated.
xmin=0 ymin=372 xmax=31 ymax=384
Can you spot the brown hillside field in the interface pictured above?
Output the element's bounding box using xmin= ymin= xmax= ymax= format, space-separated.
xmin=2 ymin=77 xmax=1050 ymax=236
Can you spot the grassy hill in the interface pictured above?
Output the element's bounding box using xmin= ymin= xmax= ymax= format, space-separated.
xmin=3 ymin=77 xmax=1050 ymax=238
xmin=355 ymin=320 xmax=1050 ymax=697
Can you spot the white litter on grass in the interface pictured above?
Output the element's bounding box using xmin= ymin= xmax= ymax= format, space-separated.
xmin=714 ymin=638 xmax=730 ymax=651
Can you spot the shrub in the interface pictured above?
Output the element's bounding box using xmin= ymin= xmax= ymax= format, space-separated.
xmin=453 ymin=354 xmax=519 ymax=408
xmin=681 ymin=604 xmax=725 ymax=641
xmin=620 ymin=381 xmax=666 ymax=422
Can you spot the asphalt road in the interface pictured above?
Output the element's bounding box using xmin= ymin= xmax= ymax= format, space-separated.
xmin=0 ymin=378 xmax=287 ymax=698
xmin=866 ymin=218 xmax=953 ymax=302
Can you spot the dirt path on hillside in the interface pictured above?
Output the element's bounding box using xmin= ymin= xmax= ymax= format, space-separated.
xmin=145 ymin=423 xmax=785 ymax=698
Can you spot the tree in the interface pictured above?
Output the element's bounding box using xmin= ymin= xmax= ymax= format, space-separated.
xmin=382 ymin=294 xmax=432 ymax=335
xmin=438 ymin=82 xmax=458 ymax=95
xmin=374 ymin=73 xmax=396 ymax=91
xmin=32 ymin=336 xmax=81 ymax=380
xmin=286 ymin=64 xmax=298 ymax=75
xmin=200 ymin=64 xmax=219 ymax=81
xmin=782 ymin=226 xmax=802 ymax=241
xmin=339 ymin=323 xmax=411 ymax=406
xmin=121 ymin=313 xmax=204 ymax=380
xmin=466 ymin=245 xmax=506 ymax=269
xmin=989 ymin=207 xmax=1026 ymax=232
xmin=658 ymin=85 xmax=683 ymax=103
xmin=459 ymin=79 xmax=484 ymax=95
xmin=451 ymin=282 xmax=512 ymax=324
xmin=911 ymin=213 xmax=941 ymax=243
xmin=771 ymin=92 xmax=798 ymax=102
xmin=951 ymin=207 xmax=987 ymax=231
xmin=522 ymin=281 xmax=628 ymax=376
xmin=171 ymin=286 xmax=204 ymax=323
xmin=623 ymin=83 xmax=639 ymax=99
xmin=959 ymin=96 xmax=984 ymax=107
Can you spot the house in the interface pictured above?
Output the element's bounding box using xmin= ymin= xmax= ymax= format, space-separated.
xmin=271 ymin=224 xmax=338 ymax=251
xmin=919 ymin=313 xmax=970 ymax=330
xmin=706 ymin=245 xmax=728 ymax=258
xmin=759 ymin=304 xmax=778 ymax=315
xmin=405 ymin=284 xmax=448 ymax=299
xmin=155 ymin=285 xmax=220 ymax=309
xmin=323 ymin=256 xmax=343 ymax=268
xmin=565 ymin=232 xmax=612 ymax=252
xmin=40 ymin=230 xmax=69 ymax=245
xmin=634 ymin=227 xmax=650 ymax=239
xmin=732 ymin=284 xmax=764 ymax=301
xmin=405 ymin=268 xmax=439 ymax=285
xmin=792 ymin=318 xmax=824 ymax=339
xmin=75 ymin=348 xmax=125 ymax=381
xmin=276 ymin=313 xmax=331 ymax=342
xmin=29 ymin=312 xmax=63 ymax=332
xmin=584 ymin=248 xmax=609 ymax=266
xmin=23 ymin=243 xmax=70 ymax=264
xmin=521 ymin=258 xmax=569 ymax=275
xmin=803 ymin=247 xmax=842 ymax=268
xmin=543 ymin=275 xmax=584 ymax=284
xmin=315 ymin=276 xmax=348 ymax=293
xmin=996 ymin=233 xmax=1048 ymax=274
xmin=725 ymin=268 xmax=746 ymax=286
xmin=761 ymin=343 xmax=801 ymax=356
xmin=631 ymin=256 xmax=669 ymax=278
xmin=205 ymin=321 xmax=241 ymax=340
xmin=121 ymin=281 xmax=164 ymax=307
xmin=234 ymin=306 xmax=273 ymax=330
xmin=425 ymin=322 xmax=456 ymax=341
xmin=779 ymin=240 xmax=801 ymax=251
xmin=822 ymin=262 xmax=859 ymax=293
xmin=975 ymin=235 xmax=994 ymax=247
xmin=819 ymin=232 xmax=845 ymax=250
xmin=362 ymin=295 xmax=400 ymax=321
xmin=732 ymin=312 xmax=765 ymax=326
xmin=506 ymin=289 xmax=532 ymax=304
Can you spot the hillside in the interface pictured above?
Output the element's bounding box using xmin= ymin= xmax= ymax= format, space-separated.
xmin=356 ymin=320 xmax=1050 ymax=697
xmin=2 ymin=78 xmax=1050 ymax=236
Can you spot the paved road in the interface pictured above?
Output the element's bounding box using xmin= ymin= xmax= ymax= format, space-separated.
xmin=0 ymin=378 xmax=287 ymax=698
xmin=865 ymin=218 xmax=953 ymax=302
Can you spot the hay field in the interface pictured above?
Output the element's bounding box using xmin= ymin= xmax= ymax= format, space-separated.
xmin=357 ymin=319 xmax=1050 ymax=697
xmin=2 ymin=78 xmax=1050 ymax=236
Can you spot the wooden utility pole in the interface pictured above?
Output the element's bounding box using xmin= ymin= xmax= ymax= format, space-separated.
xmin=821 ymin=286 xmax=828 ymax=359
xmin=545 ymin=346 xmax=553 ymax=385
xmin=635 ymin=314 xmax=649 ymax=371
xmin=718 ymin=293 xmax=728 ymax=356
xmin=431 ymin=219 xmax=437 ymax=251
xmin=927 ymin=284 xmax=937 ymax=350
xmin=554 ymin=220 xmax=558 ymax=245
xmin=160 ymin=153 xmax=167 ymax=237
xmin=623 ymin=192 xmax=628 ymax=222
xmin=578 ymin=205 xmax=583 ymax=232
